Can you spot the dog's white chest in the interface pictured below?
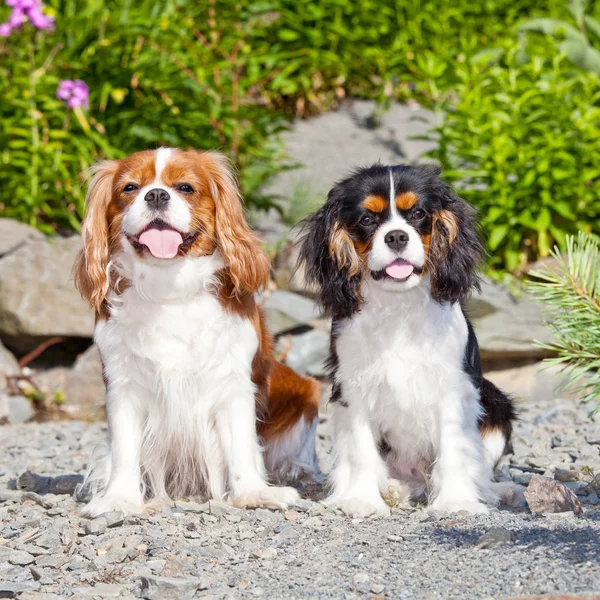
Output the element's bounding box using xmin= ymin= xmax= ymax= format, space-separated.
xmin=335 ymin=285 xmax=471 ymax=456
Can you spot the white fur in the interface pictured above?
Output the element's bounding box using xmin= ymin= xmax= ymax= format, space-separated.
xmin=82 ymin=151 xmax=303 ymax=517
xmin=121 ymin=148 xmax=192 ymax=238
xmin=482 ymin=427 xmax=508 ymax=471
xmin=327 ymin=280 xmax=497 ymax=517
xmin=367 ymin=171 xmax=425 ymax=293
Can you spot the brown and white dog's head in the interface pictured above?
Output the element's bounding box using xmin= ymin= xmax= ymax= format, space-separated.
xmin=74 ymin=148 xmax=270 ymax=311
xmin=299 ymin=164 xmax=485 ymax=318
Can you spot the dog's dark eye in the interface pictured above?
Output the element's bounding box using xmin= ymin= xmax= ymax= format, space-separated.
xmin=412 ymin=209 xmax=426 ymax=220
xmin=360 ymin=215 xmax=373 ymax=226
xmin=178 ymin=184 xmax=194 ymax=193
xmin=123 ymin=184 xmax=138 ymax=193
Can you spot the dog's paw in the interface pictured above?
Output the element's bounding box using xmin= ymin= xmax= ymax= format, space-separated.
xmin=382 ymin=478 xmax=412 ymax=509
xmin=428 ymin=497 xmax=489 ymax=514
xmin=231 ymin=486 xmax=299 ymax=510
xmin=327 ymin=496 xmax=391 ymax=518
xmin=80 ymin=494 xmax=144 ymax=518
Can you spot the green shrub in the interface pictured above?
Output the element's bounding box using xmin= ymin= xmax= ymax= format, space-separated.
xmin=527 ymin=233 xmax=600 ymax=416
xmin=0 ymin=0 xmax=578 ymax=233
xmin=426 ymin=48 xmax=600 ymax=272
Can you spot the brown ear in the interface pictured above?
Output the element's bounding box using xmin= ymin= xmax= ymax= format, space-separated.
xmin=329 ymin=222 xmax=361 ymax=276
xmin=73 ymin=161 xmax=117 ymax=312
xmin=202 ymin=152 xmax=270 ymax=294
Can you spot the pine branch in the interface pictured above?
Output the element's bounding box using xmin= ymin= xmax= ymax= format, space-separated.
xmin=527 ymin=232 xmax=600 ymax=416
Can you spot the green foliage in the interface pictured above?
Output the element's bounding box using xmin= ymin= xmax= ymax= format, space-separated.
xmin=527 ymin=233 xmax=600 ymax=415
xmin=518 ymin=0 xmax=600 ymax=74
xmin=426 ymin=48 xmax=600 ymax=272
xmin=1 ymin=0 xmax=572 ymax=233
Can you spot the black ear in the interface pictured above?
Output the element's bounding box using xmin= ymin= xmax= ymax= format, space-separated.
xmin=428 ymin=180 xmax=485 ymax=304
xmin=298 ymin=185 xmax=362 ymax=319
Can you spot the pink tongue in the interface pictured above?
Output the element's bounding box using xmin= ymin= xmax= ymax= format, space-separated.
xmin=385 ymin=259 xmax=414 ymax=280
xmin=138 ymin=228 xmax=183 ymax=259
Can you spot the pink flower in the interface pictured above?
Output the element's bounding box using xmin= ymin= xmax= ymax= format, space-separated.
xmin=0 ymin=22 xmax=11 ymax=36
xmin=57 ymin=79 xmax=89 ymax=109
xmin=2 ymin=0 xmax=55 ymax=35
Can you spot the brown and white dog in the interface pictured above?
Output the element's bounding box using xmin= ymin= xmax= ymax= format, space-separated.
xmin=74 ymin=147 xmax=320 ymax=517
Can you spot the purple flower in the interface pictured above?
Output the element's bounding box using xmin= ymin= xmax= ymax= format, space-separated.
xmin=2 ymin=0 xmax=54 ymax=35
xmin=8 ymin=7 xmax=24 ymax=27
xmin=57 ymin=79 xmax=89 ymax=109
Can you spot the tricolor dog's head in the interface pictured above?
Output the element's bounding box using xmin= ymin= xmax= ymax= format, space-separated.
xmin=299 ymin=164 xmax=484 ymax=318
xmin=74 ymin=147 xmax=270 ymax=312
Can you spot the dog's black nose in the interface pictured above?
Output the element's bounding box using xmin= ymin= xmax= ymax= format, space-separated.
xmin=144 ymin=188 xmax=170 ymax=210
xmin=384 ymin=229 xmax=409 ymax=252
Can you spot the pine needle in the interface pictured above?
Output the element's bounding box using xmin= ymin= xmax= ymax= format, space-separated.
xmin=527 ymin=232 xmax=600 ymax=417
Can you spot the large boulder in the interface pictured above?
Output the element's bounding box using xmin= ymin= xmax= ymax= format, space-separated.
xmin=0 ymin=235 xmax=94 ymax=353
xmin=0 ymin=339 xmax=20 ymax=424
xmin=467 ymin=278 xmax=554 ymax=366
xmin=0 ymin=218 xmax=44 ymax=257
xmin=63 ymin=344 xmax=106 ymax=421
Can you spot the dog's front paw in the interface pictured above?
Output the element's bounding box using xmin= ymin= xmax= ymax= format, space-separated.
xmin=428 ymin=497 xmax=489 ymax=514
xmin=80 ymin=494 xmax=144 ymax=518
xmin=382 ymin=478 xmax=412 ymax=509
xmin=327 ymin=496 xmax=391 ymax=518
xmin=231 ymin=486 xmax=299 ymax=510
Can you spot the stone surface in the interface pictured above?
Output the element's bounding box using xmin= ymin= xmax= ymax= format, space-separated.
xmin=475 ymin=527 xmax=516 ymax=548
xmin=63 ymin=344 xmax=105 ymax=420
xmin=525 ymin=475 xmax=584 ymax=515
xmin=1 ymin=389 xmax=600 ymax=598
xmin=275 ymin=328 xmax=330 ymax=377
xmin=486 ymin=362 xmax=574 ymax=403
xmin=139 ymin=575 xmax=205 ymax=600
xmin=7 ymin=395 xmax=34 ymax=424
xmin=0 ymin=218 xmax=44 ymax=257
xmin=467 ymin=278 xmax=553 ymax=364
xmin=262 ymin=100 xmax=435 ymax=204
xmin=263 ymin=290 xmax=322 ymax=331
xmin=0 ymin=236 xmax=94 ymax=351
xmin=0 ymin=339 xmax=19 ymax=424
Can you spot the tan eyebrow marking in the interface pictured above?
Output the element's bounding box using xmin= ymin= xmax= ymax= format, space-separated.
xmin=361 ymin=195 xmax=388 ymax=213
xmin=396 ymin=192 xmax=418 ymax=211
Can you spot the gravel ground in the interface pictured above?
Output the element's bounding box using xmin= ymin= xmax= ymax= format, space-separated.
xmin=1 ymin=392 xmax=600 ymax=600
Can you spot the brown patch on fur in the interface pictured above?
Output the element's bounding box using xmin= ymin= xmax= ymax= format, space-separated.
xmin=74 ymin=160 xmax=120 ymax=314
xmin=436 ymin=209 xmax=458 ymax=243
xmin=194 ymin=151 xmax=270 ymax=294
xmin=217 ymin=272 xmax=320 ymax=443
xmin=352 ymin=238 xmax=373 ymax=262
xmin=479 ymin=424 xmax=503 ymax=438
xmin=396 ymin=191 xmax=418 ymax=211
xmin=362 ymin=195 xmax=387 ymax=213
xmin=330 ymin=223 xmax=361 ymax=276
xmin=259 ymin=361 xmax=320 ymax=442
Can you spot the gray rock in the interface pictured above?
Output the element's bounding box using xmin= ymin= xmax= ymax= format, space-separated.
xmin=554 ymin=466 xmax=580 ymax=483
xmin=72 ymin=583 xmax=124 ymax=597
xmin=0 ymin=218 xmax=44 ymax=257
xmin=475 ymin=527 xmax=516 ymax=548
xmin=84 ymin=517 xmax=107 ymax=535
xmin=0 ymin=235 xmax=94 ymax=351
xmin=261 ymin=100 xmax=435 ymax=206
xmin=8 ymin=395 xmax=34 ymax=424
xmin=0 ymin=581 xmax=41 ymax=596
xmin=101 ymin=510 xmax=125 ymax=528
xmin=263 ymin=290 xmax=322 ymax=332
xmin=525 ymin=475 xmax=583 ymax=515
xmin=140 ymin=575 xmax=207 ymax=600
xmin=251 ymin=547 xmax=278 ymax=559
xmin=273 ymin=241 xmax=318 ymax=298
xmin=275 ymin=328 xmax=330 ymax=377
xmin=0 ymin=339 xmax=19 ymax=424
xmin=8 ymin=549 xmax=36 ymax=565
xmin=486 ymin=363 xmax=574 ymax=404
xmin=467 ymin=278 xmax=553 ymax=364
xmin=63 ymin=344 xmax=105 ymax=420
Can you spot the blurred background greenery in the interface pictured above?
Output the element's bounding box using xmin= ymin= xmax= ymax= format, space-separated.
xmin=1 ymin=0 xmax=599 ymax=272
